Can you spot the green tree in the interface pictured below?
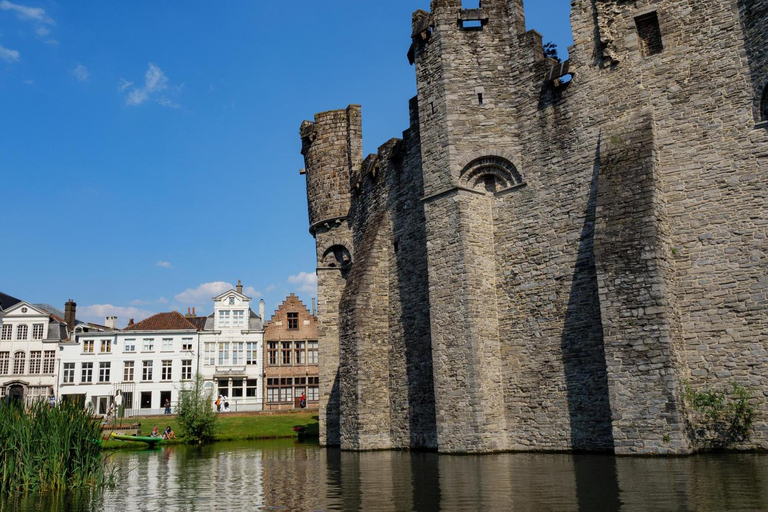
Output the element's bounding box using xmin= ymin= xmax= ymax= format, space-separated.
xmin=176 ymin=373 xmax=219 ymax=444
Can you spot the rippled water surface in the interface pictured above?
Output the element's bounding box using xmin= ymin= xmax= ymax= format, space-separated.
xmin=3 ymin=440 xmax=768 ymax=511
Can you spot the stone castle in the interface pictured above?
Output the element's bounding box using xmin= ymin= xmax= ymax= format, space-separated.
xmin=300 ymin=0 xmax=768 ymax=454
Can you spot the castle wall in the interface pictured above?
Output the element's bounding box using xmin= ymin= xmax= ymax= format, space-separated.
xmin=303 ymin=0 xmax=768 ymax=454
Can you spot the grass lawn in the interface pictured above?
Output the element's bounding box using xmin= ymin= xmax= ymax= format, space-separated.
xmin=102 ymin=411 xmax=319 ymax=450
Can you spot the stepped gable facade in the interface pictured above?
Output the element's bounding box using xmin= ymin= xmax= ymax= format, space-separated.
xmin=301 ymin=0 xmax=768 ymax=454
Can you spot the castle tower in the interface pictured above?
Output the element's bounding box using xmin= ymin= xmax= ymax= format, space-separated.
xmin=408 ymin=0 xmax=532 ymax=453
xmin=301 ymin=105 xmax=361 ymax=446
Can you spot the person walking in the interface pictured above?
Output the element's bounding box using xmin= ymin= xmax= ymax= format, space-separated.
xmin=164 ymin=398 xmax=171 ymax=415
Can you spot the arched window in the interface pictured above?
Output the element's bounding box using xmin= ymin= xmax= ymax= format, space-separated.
xmin=13 ymin=351 xmax=25 ymax=375
xmin=460 ymin=156 xmax=523 ymax=194
xmin=322 ymin=245 xmax=352 ymax=268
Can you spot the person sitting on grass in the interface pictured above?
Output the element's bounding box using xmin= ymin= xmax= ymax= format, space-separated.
xmin=151 ymin=426 xmax=160 ymax=438
xmin=163 ymin=426 xmax=176 ymax=440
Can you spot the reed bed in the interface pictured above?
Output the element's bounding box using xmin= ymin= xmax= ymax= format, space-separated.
xmin=0 ymin=400 xmax=106 ymax=493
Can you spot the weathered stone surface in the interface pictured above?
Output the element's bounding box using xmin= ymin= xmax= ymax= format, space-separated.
xmin=301 ymin=0 xmax=768 ymax=454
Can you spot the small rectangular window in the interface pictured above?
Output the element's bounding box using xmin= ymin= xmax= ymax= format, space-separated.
xmin=636 ymin=12 xmax=663 ymax=56
xmin=287 ymin=312 xmax=299 ymax=330
xmin=460 ymin=19 xmax=483 ymax=31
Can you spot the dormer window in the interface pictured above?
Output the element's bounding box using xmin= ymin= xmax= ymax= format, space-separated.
xmin=233 ymin=310 xmax=245 ymax=327
xmin=219 ymin=310 xmax=231 ymax=328
xmin=229 ymin=297 xmax=235 ymax=305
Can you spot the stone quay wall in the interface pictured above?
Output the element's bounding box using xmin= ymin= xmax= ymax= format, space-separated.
xmin=301 ymin=0 xmax=768 ymax=454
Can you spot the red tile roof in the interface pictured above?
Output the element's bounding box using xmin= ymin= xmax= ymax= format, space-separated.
xmin=122 ymin=312 xmax=199 ymax=331
xmin=186 ymin=316 xmax=209 ymax=330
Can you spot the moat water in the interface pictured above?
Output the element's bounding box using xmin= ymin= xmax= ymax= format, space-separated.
xmin=3 ymin=439 xmax=768 ymax=511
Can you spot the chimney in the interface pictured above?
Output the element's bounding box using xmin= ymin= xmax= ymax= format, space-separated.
xmin=186 ymin=307 xmax=191 ymax=317
xmin=311 ymin=298 xmax=317 ymax=317
xmin=64 ymin=299 xmax=77 ymax=333
xmin=128 ymin=318 xmax=134 ymax=326
xmin=259 ymin=299 xmax=265 ymax=321
xmin=192 ymin=307 xmax=196 ymax=317
xmin=105 ymin=316 xmax=118 ymax=330
xmin=237 ymin=279 xmax=243 ymax=294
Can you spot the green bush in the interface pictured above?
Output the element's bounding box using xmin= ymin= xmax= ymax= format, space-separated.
xmin=176 ymin=373 xmax=219 ymax=444
xmin=683 ymin=381 xmax=756 ymax=449
xmin=0 ymin=400 xmax=105 ymax=493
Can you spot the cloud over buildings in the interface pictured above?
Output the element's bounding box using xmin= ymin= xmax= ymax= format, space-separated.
xmin=79 ymin=304 xmax=154 ymax=328
xmin=288 ymin=272 xmax=317 ymax=295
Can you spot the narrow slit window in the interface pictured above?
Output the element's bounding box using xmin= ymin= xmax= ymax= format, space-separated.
xmin=761 ymin=88 xmax=768 ymax=121
xmin=636 ymin=12 xmax=663 ymax=56
xmin=477 ymin=93 xmax=484 ymax=106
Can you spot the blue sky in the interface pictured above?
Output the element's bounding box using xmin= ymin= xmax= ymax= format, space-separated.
xmin=0 ymin=1 xmax=573 ymax=326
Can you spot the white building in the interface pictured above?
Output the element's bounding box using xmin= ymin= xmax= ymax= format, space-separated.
xmin=199 ymin=282 xmax=265 ymax=412
xmin=58 ymin=312 xmax=201 ymax=416
xmin=0 ymin=301 xmax=68 ymax=404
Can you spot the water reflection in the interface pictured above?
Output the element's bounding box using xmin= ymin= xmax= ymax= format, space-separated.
xmin=2 ymin=441 xmax=768 ymax=511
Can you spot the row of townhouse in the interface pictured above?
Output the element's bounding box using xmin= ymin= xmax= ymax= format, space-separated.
xmin=0 ymin=285 xmax=320 ymax=416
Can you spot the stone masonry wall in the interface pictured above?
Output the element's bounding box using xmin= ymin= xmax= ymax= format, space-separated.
xmin=302 ymin=0 xmax=768 ymax=454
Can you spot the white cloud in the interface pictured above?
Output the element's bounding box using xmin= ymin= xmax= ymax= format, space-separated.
xmin=156 ymin=260 xmax=172 ymax=269
xmin=265 ymin=284 xmax=277 ymax=293
xmin=288 ymin=272 xmax=318 ymax=295
xmin=0 ymin=1 xmax=54 ymax=24
xmin=175 ymin=282 xmax=234 ymax=304
xmin=157 ymin=297 xmax=169 ymax=304
xmin=79 ymin=304 xmax=154 ymax=328
xmin=243 ymin=286 xmax=262 ymax=298
xmin=72 ymin=63 xmax=89 ymax=82
xmin=34 ymin=26 xmax=48 ymax=36
xmin=123 ymin=63 xmax=180 ymax=108
xmin=0 ymin=44 xmax=19 ymax=62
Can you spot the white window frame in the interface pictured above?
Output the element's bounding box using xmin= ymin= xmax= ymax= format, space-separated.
xmin=124 ymin=339 xmax=136 ymax=352
xmin=1 ymin=325 xmax=11 ymax=340
xmin=124 ymin=361 xmax=134 ymax=382
xmin=99 ymin=362 xmax=111 ymax=383
xmin=161 ymin=360 xmax=172 ymax=381
xmin=63 ymin=363 xmax=75 ymax=383
xmin=162 ymin=338 xmax=173 ymax=351
xmin=81 ymin=362 xmax=93 ymax=383
xmin=142 ymin=339 xmax=154 ymax=352
xmin=32 ymin=324 xmax=44 ymax=340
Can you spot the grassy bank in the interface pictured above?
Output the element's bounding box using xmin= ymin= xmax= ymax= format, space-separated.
xmin=102 ymin=411 xmax=318 ymax=449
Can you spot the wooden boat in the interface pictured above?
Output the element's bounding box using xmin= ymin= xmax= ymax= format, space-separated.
xmin=110 ymin=432 xmax=163 ymax=447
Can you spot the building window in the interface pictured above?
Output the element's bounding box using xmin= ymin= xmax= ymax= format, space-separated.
xmin=246 ymin=342 xmax=258 ymax=365
xmin=182 ymin=338 xmax=193 ymax=351
xmin=99 ymin=362 xmax=111 ymax=383
xmin=218 ymin=310 xmax=230 ymax=328
xmin=142 ymin=339 xmax=154 ymax=352
xmin=140 ymin=391 xmax=152 ymax=409
xmin=1 ymin=325 xmax=11 ymax=340
xmin=0 ymin=352 xmax=9 ymax=375
xmin=81 ymin=362 xmax=93 ymax=383
xmin=17 ymin=325 xmax=28 ymax=340
xmin=267 ymin=378 xmax=279 ymax=403
xmin=308 ymin=341 xmax=318 ymax=365
xmin=218 ymin=343 xmax=230 ymax=365
xmin=233 ymin=310 xmax=245 ymax=327
xmin=279 ymin=378 xmax=292 ymax=402
xmin=32 ymin=324 xmax=44 ymax=340
xmin=124 ymin=361 xmax=135 ymax=381
xmin=308 ymin=377 xmax=319 ymax=401
xmin=29 ymin=351 xmax=41 ymax=374
xmin=100 ymin=340 xmax=112 ymax=353
xmin=12 ymin=351 xmax=25 ymax=374
xmin=636 ymin=12 xmax=663 ymax=56
xmin=217 ymin=379 xmax=229 ymax=398
xmin=232 ymin=343 xmax=244 ymax=365
xmin=63 ymin=362 xmax=75 ymax=383
xmin=281 ymin=342 xmax=292 ymax=365
xmin=162 ymin=338 xmax=173 ymax=351
xmin=295 ymin=341 xmax=306 ymax=365
xmin=181 ymin=360 xmax=192 ymax=380
xmin=142 ymin=361 xmax=153 ymax=381
xmin=294 ymin=377 xmax=307 ymax=400
xmin=43 ymin=351 xmax=55 ymax=374
xmin=204 ymin=343 xmax=215 ymax=366
xmin=83 ymin=340 xmax=94 ymax=353
xmin=267 ymin=342 xmax=278 ymax=366
xmin=124 ymin=339 xmax=136 ymax=352
xmin=287 ymin=312 xmax=299 ymax=330
xmin=246 ymin=379 xmax=258 ymax=398
xmin=161 ymin=360 xmax=172 ymax=381
xmin=231 ymin=379 xmax=244 ymax=398
xmin=228 ymin=297 xmax=235 ymax=305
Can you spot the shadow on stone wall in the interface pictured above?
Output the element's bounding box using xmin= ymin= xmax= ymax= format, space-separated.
xmin=326 ymin=371 xmax=341 ymax=446
xmin=560 ymin=139 xmax=615 ymax=451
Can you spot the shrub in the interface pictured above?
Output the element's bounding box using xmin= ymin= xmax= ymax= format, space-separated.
xmin=176 ymin=373 xmax=219 ymax=444
xmin=682 ymin=381 xmax=756 ymax=449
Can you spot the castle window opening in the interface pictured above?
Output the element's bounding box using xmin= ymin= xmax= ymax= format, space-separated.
xmin=478 ymin=93 xmax=484 ymax=106
xmin=636 ymin=12 xmax=663 ymax=56
xmin=460 ymin=19 xmax=483 ymax=31
xmin=761 ymin=87 xmax=768 ymax=121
